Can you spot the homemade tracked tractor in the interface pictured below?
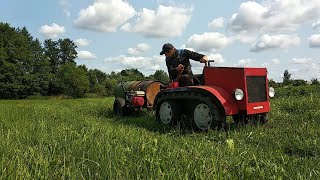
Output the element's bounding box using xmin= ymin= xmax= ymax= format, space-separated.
xmin=154 ymin=60 xmax=274 ymax=130
xmin=113 ymin=60 xmax=274 ymax=131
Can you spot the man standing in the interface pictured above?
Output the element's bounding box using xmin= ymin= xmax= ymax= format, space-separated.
xmin=159 ymin=43 xmax=208 ymax=86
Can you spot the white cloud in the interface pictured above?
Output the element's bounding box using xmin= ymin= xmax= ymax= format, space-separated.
xmin=121 ymin=5 xmax=192 ymax=38
xmin=235 ymin=59 xmax=252 ymax=67
xmin=230 ymin=32 xmax=257 ymax=44
xmin=288 ymin=67 xmax=315 ymax=80
xmin=207 ymin=54 xmax=225 ymax=64
xmin=78 ymin=50 xmax=97 ymax=60
xmin=208 ymin=17 xmax=224 ymax=29
xmin=312 ymin=20 xmax=320 ymax=31
xmin=308 ymin=34 xmax=320 ymax=47
xmin=250 ymin=34 xmax=300 ymax=52
xmin=229 ymin=1 xmax=267 ymax=32
xmin=59 ymin=0 xmax=71 ymax=17
xmin=186 ymin=32 xmax=229 ymax=52
xmin=74 ymin=0 xmax=135 ymax=32
xmin=75 ymin=38 xmax=90 ymax=46
xmin=312 ymin=63 xmax=320 ymax=71
xmin=39 ymin=23 xmax=65 ymax=38
xmin=180 ymin=45 xmax=195 ymax=52
xmin=128 ymin=43 xmax=151 ymax=55
xmin=229 ymin=0 xmax=320 ymax=34
xmin=292 ymin=58 xmax=312 ymax=64
xmin=190 ymin=53 xmax=225 ymax=73
xmin=105 ymin=55 xmax=165 ymax=74
xmin=271 ymin=58 xmax=280 ymax=64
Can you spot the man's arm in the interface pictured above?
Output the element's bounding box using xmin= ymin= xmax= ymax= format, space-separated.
xmin=165 ymin=59 xmax=178 ymax=81
xmin=183 ymin=49 xmax=208 ymax=63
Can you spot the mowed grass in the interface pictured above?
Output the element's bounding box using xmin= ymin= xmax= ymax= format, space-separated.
xmin=1 ymin=86 xmax=320 ymax=179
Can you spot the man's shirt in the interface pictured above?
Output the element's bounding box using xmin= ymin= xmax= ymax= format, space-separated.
xmin=165 ymin=49 xmax=204 ymax=81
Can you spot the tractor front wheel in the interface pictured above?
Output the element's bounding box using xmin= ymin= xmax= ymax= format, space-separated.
xmin=192 ymin=96 xmax=226 ymax=131
xmin=258 ymin=113 xmax=268 ymax=124
xmin=156 ymin=100 xmax=179 ymax=126
xmin=113 ymin=98 xmax=127 ymax=116
xmin=233 ymin=113 xmax=268 ymax=125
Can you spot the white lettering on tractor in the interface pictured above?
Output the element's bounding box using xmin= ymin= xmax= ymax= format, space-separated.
xmin=253 ymin=106 xmax=263 ymax=110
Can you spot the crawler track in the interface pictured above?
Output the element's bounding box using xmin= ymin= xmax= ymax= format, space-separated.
xmin=155 ymin=90 xmax=226 ymax=130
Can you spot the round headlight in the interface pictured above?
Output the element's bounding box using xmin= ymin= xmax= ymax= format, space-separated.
xmin=234 ymin=88 xmax=244 ymax=100
xmin=269 ymin=87 xmax=275 ymax=97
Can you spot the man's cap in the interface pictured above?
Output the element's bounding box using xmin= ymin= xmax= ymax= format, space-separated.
xmin=160 ymin=43 xmax=174 ymax=55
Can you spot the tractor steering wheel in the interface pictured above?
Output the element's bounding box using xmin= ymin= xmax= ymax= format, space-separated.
xmin=205 ymin=60 xmax=215 ymax=67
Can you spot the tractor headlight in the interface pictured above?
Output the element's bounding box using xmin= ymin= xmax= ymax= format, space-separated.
xmin=234 ymin=88 xmax=244 ymax=101
xmin=269 ymin=87 xmax=275 ymax=97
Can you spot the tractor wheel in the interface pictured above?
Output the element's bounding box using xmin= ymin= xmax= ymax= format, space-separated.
xmin=232 ymin=114 xmax=248 ymax=125
xmin=113 ymin=98 xmax=126 ymax=116
xmin=233 ymin=113 xmax=268 ymax=125
xmin=258 ymin=113 xmax=268 ymax=124
xmin=156 ymin=100 xmax=180 ymax=126
xmin=192 ymin=96 xmax=226 ymax=131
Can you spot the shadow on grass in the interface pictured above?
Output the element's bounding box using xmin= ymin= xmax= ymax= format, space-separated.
xmin=284 ymin=146 xmax=318 ymax=158
xmin=96 ymin=108 xmax=260 ymax=135
xmin=97 ymin=108 xmax=176 ymax=134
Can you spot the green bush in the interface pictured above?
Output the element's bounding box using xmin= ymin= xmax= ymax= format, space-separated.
xmin=275 ymin=85 xmax=320 ymax=98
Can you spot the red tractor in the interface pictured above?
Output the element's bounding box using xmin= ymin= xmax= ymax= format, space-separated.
xmin=153 ymin=61 xmax=275 ymax=130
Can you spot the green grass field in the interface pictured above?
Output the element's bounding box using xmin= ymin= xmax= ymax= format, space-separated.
xmin=1 ymin=86 xmax=320 ymax=179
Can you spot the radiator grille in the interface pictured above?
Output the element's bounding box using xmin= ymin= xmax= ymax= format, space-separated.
xmin=246 ymin=76 xmax=267 ymax=103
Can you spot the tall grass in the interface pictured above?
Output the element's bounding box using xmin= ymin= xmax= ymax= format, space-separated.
xmin=0 ymin=86 xmax=319 ymax=179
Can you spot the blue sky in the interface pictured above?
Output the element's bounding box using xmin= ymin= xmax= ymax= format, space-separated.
xmin=1 ymin=0 xmax=320 ymax=82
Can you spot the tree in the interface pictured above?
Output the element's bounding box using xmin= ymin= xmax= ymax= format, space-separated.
xmin=282 ymin=69 xmax=292 ymax=85
xmin=20 ymin=31 xmax=50 ymax=96
xmin=56 ymin=63 xmax=90 ymax=98
xmin=268 ymin=79 xmax=279 ymax=88
xmin=43 ymin=38 xmax=79 ymax=96
xmin=104 ymin=78 xmax=117 ymax=97
xmin=31 ymin=39 xmax=51 ymax=95
xmin=58 ymin=38 xmax=77 ymax=64
xmin=311 ymin=78 xmax=320 ymax=85
xmin=0 ymin=23 xmax=46 ymax=98
xmin=119 ymin=69 xmax=145 ymax=81
xmin=292 ymin=79 xmax=307 ymax=86
xmin=44 ymin=38 xmax=78 ymax=73
xmin=44 ymin=39 xmax=60 ymax=73
xmin=152 ymin=70 xmax=169 ymax=84
xmin=88 ymin=69 xmax=108 ymax=95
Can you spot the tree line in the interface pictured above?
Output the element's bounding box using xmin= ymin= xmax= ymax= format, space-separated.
xmin=0 ymin=22 xmax=169 ymax=99
xmin=269 ymin=69 xmax=319 ymax=88
xmin=1 ymin=22 xmax=317 ymax=99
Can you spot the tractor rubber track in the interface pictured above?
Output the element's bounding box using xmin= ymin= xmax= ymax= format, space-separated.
xmin=156 ymin=91 xmax=223 ymax=113
xmin=156 ymin=91 xmax=202 ymax=112
xmin=155 ymin=90 xmax=227 ymax=130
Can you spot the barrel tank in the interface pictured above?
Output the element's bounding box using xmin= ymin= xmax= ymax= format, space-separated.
xmin=114 ymin=81 xmax=163 ymax=106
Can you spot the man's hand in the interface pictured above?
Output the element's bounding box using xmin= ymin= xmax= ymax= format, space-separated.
xmin=200 ymin=55 xmax=208 ymax=63
xmin=176 ymin=64 xmax=184 ymax=72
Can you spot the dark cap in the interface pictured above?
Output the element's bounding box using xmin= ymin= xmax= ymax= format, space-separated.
xmin=160 ymin=43 xmax=174 ymax=55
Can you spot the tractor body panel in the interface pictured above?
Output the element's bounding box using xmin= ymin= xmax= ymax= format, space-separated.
xmin=188 ymin=86 xmax=239 ymax=115
xmin=203 ymin=66 xmax=270 ymax=115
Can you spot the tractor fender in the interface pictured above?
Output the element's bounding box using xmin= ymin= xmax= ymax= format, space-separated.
xmin=189 ymin=86 xmax=239 ymax=115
